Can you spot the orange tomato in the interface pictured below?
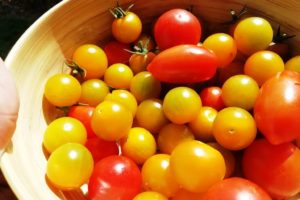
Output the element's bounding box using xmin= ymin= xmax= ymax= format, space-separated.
xmin=285 ymin=55 xmax=300 ymax=73
xmin=172 ymin=189 xmax=205 ymax=200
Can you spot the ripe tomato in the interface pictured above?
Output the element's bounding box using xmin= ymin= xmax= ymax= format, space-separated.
xmin=244 ymin=50 xmax=284 ymax=86
xmin=199 ymin=87 xmax=225 ymax=111
xmin=44 ymin=74 xmax=81 ymax=107
xmin=154 ymin=9 xmax=201 ymax=50
xmin=141 ymin=154 xmax=179 ymax=198
xmin=285 ymin=55 xmax=300 ymax=73
xmin=46 ymin=143 xmax=94 ymax=190
xmin=234 ymin=17 xmax=273 ymax=55
xmin=72 ymin=44 xmax=108 ymax=79
xmin=133 ymin=192 xmax=167 ymax=200
xmin=242 ymin=139 xmax=300 ymax=199
xmin=104 ymin=40 xmax=132 ymax=65
xmin=203 ymin=33 xmax=237 ymax=68
xmin=129 ymin=52 xmax=156 ymax=74
xmin=147 ymin=45 xmax=217 ymax=83
xmin=43 ymin=117 xmax=87 ymax=153
xmin=79 ymin=79 xmax=109 ymax=106
xmin=254 ymin=70 xmax=300 ymax=144
xmin=172 ymin=189 xmax=204 ymax=200
xmin=170 ymin=140 xmax=225 ymax=193
xmin=296 ymin=137 xmax=300 ymax=148
xmin=203 ymin=177 xmax=272 ymax=200
xmin=213 ymin=107 xmax=257 ymax=150
xmin=104 ymin=63 xmax=133 ymax=89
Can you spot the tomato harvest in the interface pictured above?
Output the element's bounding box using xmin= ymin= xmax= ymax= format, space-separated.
xmin=147 ymin=45 xmax=218 ymax=83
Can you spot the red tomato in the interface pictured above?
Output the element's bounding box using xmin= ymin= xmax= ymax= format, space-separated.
xmin=199 ymin=86 xmax=225 ymax=111
xmin=88 ymin=156 xmax=142 ymax=200
xmin=154 ymin=9 xmax=201 ymax=50
xmin=104 ymin=40 xmax=132 ymax=65
xmin=203 ymin=177 xmax=271 ymax=200
xmin=242 ymin=139 xmax=300 ymax=199
xmin=68 ymin=105 xmax=96 ymax=138
xmin=254 ymin=70 xmax=300 ymax=144
xmin=147 ymin=45 xmax=217 ymax=83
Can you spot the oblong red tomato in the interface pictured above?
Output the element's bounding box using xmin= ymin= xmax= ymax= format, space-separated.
xmin=147 ymin=45 xmax=217 ymax=83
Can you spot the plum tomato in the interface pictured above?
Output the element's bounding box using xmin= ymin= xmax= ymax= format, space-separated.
xmin=88 ymin=155 xmax=142 ymax=200
xmin=242 ymin=139 xmax=300 ymax=199
xmin=199 ymin=86 xmax=225 ymax=111
xmin=170 ymin=140 xmax=225 ymax=193
xmin=154 ymin=8 xmax=201 ymax=50
xmin=104 ymin=40 xmax=132 ymax=65
xmin=104 ymin=63 xmax=133 ymax=89
xmin=133 ymin=191 xmax=168 ymax=200
xmin=285 ymin=55 xmax=300 ymax=73
xmin=79 ymin=79 xmax=109 ymax=106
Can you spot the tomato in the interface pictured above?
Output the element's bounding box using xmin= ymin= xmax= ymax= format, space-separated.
xmin=154 ymin=8 xmax=201 ymax=50
xmin=203 ymin=177 xmax=272 ymax=200
xmin=44 ymin=73 xmax=81 ymax=107
xmin=234 ymin=17 xmax=273 ymax=55
xmin=72 ymin=44 xmax=108 ymax=79
xmin=221 ymin=75 xmax=260 ymax=110
xmin=163 ymin=87 xmax=201 ymax=124
xmin=254 ymin=70 xmax=300 ymax=144
xmin=104 ymin=40 xmax=132 ymax=65
xmin=170 ymin=140 xmax=225 ymax=193
xmin=199 ymin=87 xmax=225 ymax=111
xmin=129 ymin=52 xmax=156 ymax=74
xmin=133 ymin=34 xmax=155 ymax=52
xmin=296 ymin=137 xmax=300 ymax=148
xmin=104 ymin=63 xmax=133 ymax=89
xmin=88 ymin=155 xmax=142 ymax=200
xmin=91 ymin=101 xmax=133 ymax=141
xmin=213 ymin=107 xmax=257 ymax=150
xmin=79 ymin=79 xmax=109 ymax=106
xmin=202 ymin=33 xmax=237 ymax=68
xmin=242 ymin=139 xmax=300 ymax=199
xmin=121 ymin=127 xmax=156 ymax=165
xmin=133 ymin=192 xmax=168 ymax=200
xmin=157 ymin=123 xmax=194 ymax=154
xmin=244 ymin=50 xmax=285 ymax=86
xmin=85 ymin=137 xmax=119 ymax=163
xmin=147 ymin=45 xmax=217 ymax=83
xmin=172 ymin=189 xmax=204 ymax=200
xmin=285 ymin=55 xmax=300 ymax=73
xmin=141 ymin=154 xmax=179 ymax=198
xmin=46 ymin=143 xmax=94 ymax=190
xmin=43 ymin=117 xmax=87 ymax=153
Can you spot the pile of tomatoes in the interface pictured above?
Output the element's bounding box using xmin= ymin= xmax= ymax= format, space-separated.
xmin=42 ymin=4 xmax=300 ymax=200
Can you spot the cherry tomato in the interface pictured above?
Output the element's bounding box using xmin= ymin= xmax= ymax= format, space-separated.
xmin=244 ymin=50 xmax=284 ymax=86
xmin=163 ymin=87 xmax=201 ymax=124
xmin=154 ymin=9 xmax=201 ymax=50
xmin=254 ymin=70 xmax=300 ymax=144
xmin=104 ymin=40 xmax=132 ymax=65
xmin=203 ymin=177 xmax=272 ymax=200
xmin=157 ymin=123 xmax=194 ymax=154
xmin=170 ymin=140 xmax=225 ymax=193
xmin=199 ymin=87 xmax=225 ymax=111
xmin=203 ymin=33 xmax=237 ymax=68
xmin=79 ymin=79 xmax=109 ymax=106
xmin=172 ymin=189 xmax=204 ymax=200
xmin=43 ymin=117 xmax=87 ymax=153
xmin=104 ymin=63 xmax=133 ymax=89
xmin=147 ymin=45 xmax=217 ymax=83
xmin=221 ymin=75 xmax=260 ymax=110
xmin=234 ymin=17 xmax=273 ymax=55
xmin=242 ymin=139 xmax=300 ymax=199
xmin=72 ymin=44 xmax=108 ymax=79
xmin=121 ymin=127 xmax=157 ymax=165
xmin=46 ymin=143 xmax=94 ymax=190
xmin=133 ymin=191 xmax=168 ymax=200
xmin=285 ymin=55 xmax=300 ymax=73
xmin=133 ymin=33 xmax=155 ymax=52
xmin=129 ymin=52 xmax=156 ymax=74
xmin=296 ymin=137 xmax=300 ymax=148
xmin=91 ymin=101 xmax=133 ymax=141
xmin=141 ymin=154 xmax=179 ymax=198
xmin=217 ymin=61 xmax=244 ymax=85
xmin=88 ymin=156 xmax=142 ymax=200
xmin=44 ymin=74 xmax=81 ymax=107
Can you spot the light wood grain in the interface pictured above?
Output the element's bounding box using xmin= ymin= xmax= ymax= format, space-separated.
xmin=1 ymin=0 xmax=300 ymax=199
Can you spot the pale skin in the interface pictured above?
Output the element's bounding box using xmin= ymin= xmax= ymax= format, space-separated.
xmin=0 ymin=58 xmax=19 ymax=157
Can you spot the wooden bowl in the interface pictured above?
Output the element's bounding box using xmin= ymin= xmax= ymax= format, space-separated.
xmin=1 ymin=0 xmax=300 ymax=199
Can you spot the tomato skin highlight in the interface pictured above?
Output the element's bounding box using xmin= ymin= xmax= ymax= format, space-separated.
xmin=147 ymin=45 xmax=217 ymax=83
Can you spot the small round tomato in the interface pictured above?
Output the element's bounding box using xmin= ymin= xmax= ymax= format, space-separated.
xmin=44 ymin=73 xmax=81 ymax=107
xmin=121 ymin=127 xmax=156 ymax=165
xmin=203 ymin=33 xmax=237 ymax=68
xmin=104 ymin=40 xmax=132 ymax=65
xmin=91 ymin=101 xmax=133 ymax=141
xmin=133 ymin=33 xmax=155 ymax=52
xmin=213 ymin=107 xmax=257 ymax=150
xmin=43 ymin=117 xmax=87 ymax=153
xmin=199 ymin=87 xmax=225 ymax=111
xmin=170 ymin=140 xmax=225 ymax=193
xmin=79 ymin=79 xmax=109 ymax=106
xmin=157 ymin=123 xmax=194 ymax=154
xmin=222 ymin=75 xmax=260 ymax=110
xmin=217 ymin=61 xmax=244 ymax=85
xmin=244 ymin=50 xmax=285 ymax=86
xmin=285 ymin=55 xmax=300 ymax=73
xmin=72 ymin=44 xmax=108 ymax=79
xmin=46 ymin=143 xmax=94 ymax=190
xmin=172 ymin=189 xmax=204 ymax=200
xmin=188 ymin=106 xmax=217 ymax=142
xmin=133 ymin=192 xmax=168 ymax=200
xmin=141 ymin=154 xmax=179 ymax=198
xmin=163 ymin=87 xmax=201 ymax=124
xmin=129 ymin=52 xmax=156 ymax=74
xmin=234 ymin=17 xmax=273 ymax=55
xmin=88 ymin=155 xmax=142 ymax=200
xmin=104 ymin=63 xmax=133 ymax=89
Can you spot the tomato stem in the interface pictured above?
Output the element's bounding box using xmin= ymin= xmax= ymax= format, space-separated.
xmin=109 ymin=4 xmax=134 ymax=19
xmin=273 ymin=25 xmax=296 ymax=43
xmin=65 ymin=60 xmax=86 ymax=79
xmin=227 ymin=5 xmax=248 ymax=24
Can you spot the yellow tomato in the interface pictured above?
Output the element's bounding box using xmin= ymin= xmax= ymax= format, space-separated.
xmin=79 ymin=79 xmax=109 ymax=106
xmin=104 ymin=63 xmax=133 ymax=89
xmin=285 ymin=55 xmax=300 ymax=73
xmin=172 ymin=189 xmax=205 ymax=200
xmin=133 ymin=191 xmax=168 ymax=200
